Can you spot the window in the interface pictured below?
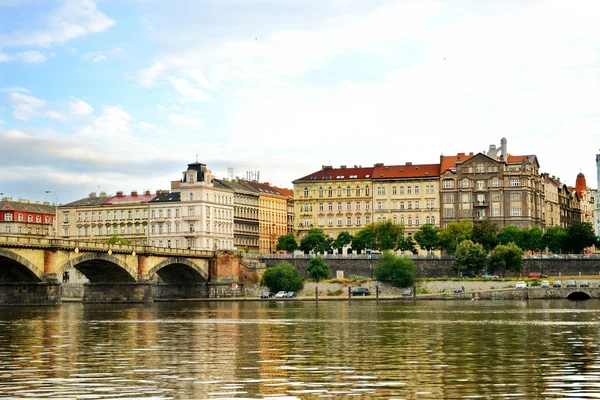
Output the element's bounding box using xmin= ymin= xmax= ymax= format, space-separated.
xmin=431 ymin=216 xmax=435 ymax=225
xmin=189 ymin=223 xmax=194 ymax=232
xmin=492 ymin=192 xmax=501 ymax=201
xmin=461 ymin=179 xmax=470 ymax=188
xmin=415 ymin=185 xmax=420 ymax=194
xmin=392 ymin=201 xmax=397 ymax=209
xmin=365 ymin=186 xmax=370 ymax=195
xmin=347 ymin=202 xmax=352 ymax=211
xmin=356 ymin=186 xmax=361 ymax=196
xmin=443 ymin=193 xmax=454 ymax=203
xmin=356 ymin=216 xmax=361 ymax=226
xmin=407 ymin=186 xmax=412 ymax=194
xmin=338 ymin=202 xmax=342 ymax=211
xmin=328 ymin=217 xmax=333 ymax=226
xmin=356 ymin=201 xmax=361 ymax=210
xmin=415 ymin=216 xmax=420 ymax=226
xmin=462 ymin=194 xmax=470 ymax=203
xmin=401 ymin=216 xmax=404 ymax=225
xmin=304 ymin=188 xmax=309 ymax=197
xmin=408 ymin=216 xmax=412 ymax=226
xmin=365 ymin=215 xmax=370 ymax=224
xmin=492 ymin=178 xmax=500 ymax=187
xmin=426 ymin=216 xmax=431 ymax=224
xmin=36 ymin=216 xmax=41 ymax=223
xmin=426 ymin=200 xmax=434 ymax=209
xmin=328 ymin=203 xmax=333 ymax=211
xmin=400 ymin=201 xmax=405 ymax=209
xmin=347 ymin=186 xmax=351 ymax=196
xmin=392 ymin=186 xmax=397 ymax=195
xmin=328 ymin=187 xmax=333 ymax=196
xmin=408 ymin=201 xmax=412 ymax=209
xmin=4 ymin=214 xmax=12 ymax=221
xmin=476 ymin=163 xmax=485 ymax=173
xmin=492 ymin=207 xmax=501 ymax=217
xmin=318 ymin=218 xmax=325 ymax=227
xmin=510 ymin=192 xmax=522 ymax=201
xmin=377 ymin=201 xmax=383 ymax=210
xmin=319 ymin=187 xmax=324 ymax=197
xmin=444 ymin=208 xmax=455 ymax=218
xmin=510 ymin=208 xmax=522 ymax=216
xmin=45 ymin=216 xmax=49 ymax=223
xmin=77 ymin=212 xmax=82 ymax=222
xmin=18 ymin=214 xmax=23 ymax=222
xmin=319 ymin=203 xmax=324 ymax=211
xmin=442 ymin=180 xmax=455 ymax=189
xmin=366 ymin=202 xmax=370 ymax=210
xmin=338 ymin=187 xmax=342 ymax=196
xmin=476 ymin=180 xmax=485 ymax=190
xmin=399 ymin=186 xmax=405 ymax=194
xmin=510 ymin=178 xmax=521 ymax=187
xmin=346 ymin=216 xmax=352 ymax=225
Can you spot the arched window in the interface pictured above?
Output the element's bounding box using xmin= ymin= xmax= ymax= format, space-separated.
xmin=356 ymin=186 xmax=361 ymax=195
xmin=393 ymin=216 xmax=398 ymax=224
xmin=426 ymin=216 xmax=431 ymax=224
xmin=365 ymin=186 xmax=370 ymax=195
xmin=319 ymin=187 xmax=324 ymax=197
xmin=328 ymin=187 xmax=333 ymax=196
xmin=190 ymin=192 xmax=194 ymax=201
xmin=431 ymin=216 xmax=436 ymax=225
xmin=400 ymin=216 xmax=404 ymax=225
xmin=415 ymin=216 xmax=420 ymax=226
xmin=337 ymin=187 xmax=342 ymax=196
xmin=304 ymin=187 xmax=309 ymax=197
xmin=408 ymin=216 xmax=412 ymax=226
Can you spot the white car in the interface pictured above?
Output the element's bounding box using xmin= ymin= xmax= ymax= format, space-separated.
xmin=275 ymin=291 xmax=287 ymax=298
xmin=515 ymin=281 xmax=527 ymax=288
xmin=540 ymin=280 xmax=550 ymax=288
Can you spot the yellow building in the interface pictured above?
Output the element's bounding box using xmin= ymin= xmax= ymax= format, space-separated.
xmin=372 ymin=162 xmax=441 ymax=237
xmin=541 ymin=173 xmax=561 ymax=227
xmin=292 ymin=165 xmax=374 ymax=240
xmin=240 ymin=180 xmax=289 ymax=254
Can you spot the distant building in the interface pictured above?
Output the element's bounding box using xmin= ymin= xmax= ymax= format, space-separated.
xmin=0 ymin=197 xmax=55 ymax=237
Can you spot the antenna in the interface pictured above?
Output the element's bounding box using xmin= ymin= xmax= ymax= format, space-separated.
xmin=227 ymin=166 xmax=235 ymax=180
xmin=195 ymin=154 xmax=198 ymax=163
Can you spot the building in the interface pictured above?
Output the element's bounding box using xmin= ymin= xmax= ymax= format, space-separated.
xmin=272 ymin=185 xmax=295 ymax=236
xmin=292 ymin=165 xmax=374 ymax=241
xmin=439 ymin=138 xmax=544 ymax=229
xmin=574 ymin=172 xmax=594 ymax=226
xmin=213 ymin=178 xmax=260 ymax=253
xmin=59 ymin=191 xmax=153 ymax=245
xmin=541 ymin=173 xmax=561 ymax=228
xmin=240 ymin=180 xmax=290 ymax=254
xmin=371 ymin=162 xmax=441 ymax=237
xmin=0 ymin=197 xmax=56 ymax=237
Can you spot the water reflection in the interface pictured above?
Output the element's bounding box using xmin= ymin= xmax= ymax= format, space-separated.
xmin=1 ymin=300 xmax=600 ymax=398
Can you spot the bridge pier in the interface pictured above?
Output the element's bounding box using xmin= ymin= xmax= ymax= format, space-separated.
xmin=153 ymin=283 xmax=209 ymax=299
xmin=0 ymin=282 xmax=62 ymax=306
xmin=83 ymin=282 xmax=153 ymax=303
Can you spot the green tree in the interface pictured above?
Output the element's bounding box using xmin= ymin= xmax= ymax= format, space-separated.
xmin=332 ymin=231 xmax=353 ymax=253
xmin=471 ymin=219 xmax=499 ymax=252
xmin=414 ymin=224 xmax=440 ymax=252
xmin=307 ymin=257 xmax=331 ymax=296
xmin=107 ymin=235 xmax=129 ymax=245
xmin=373 ymin=252 xmax=417 ymax=288
xmin=261 ymin=262 xmax=304 ymax=293
xmin=373 ymin=220 xmax=404 ymax=251
xmin=488 ymin=242 xmax=524 ymax=274
xmin=352 ymin=225 xmax=376 ymax=252
xmin=565 ymin=221 xmax=597 ymax=254
xmin=520 ymin=226 xmax=543 ymax=253
xmin=497 ymin=225 xmax=523 ymax=248
xmin=452 ymin=240 xmax=486 ymax=276
xmin=397 ymin=235 xmax=417 ymax=253
xmin=542 ymin=226 xmax=567 ymax=254
xmin=299 ymin=229 xmax=329 ymax=254
xmin=438 ymin=219 xmax=473 ymax=255
xmin=276 ymin=234 xmax=298 ymax=253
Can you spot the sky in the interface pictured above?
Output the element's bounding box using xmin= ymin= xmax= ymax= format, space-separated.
xmin=0 ymin=0 xmax=599 ymax=205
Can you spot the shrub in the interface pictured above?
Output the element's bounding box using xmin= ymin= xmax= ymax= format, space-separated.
xmin=261 ymin=262 xmax=304 ymax=293
xmin=374 ymin=252 xmax=417 ymax=288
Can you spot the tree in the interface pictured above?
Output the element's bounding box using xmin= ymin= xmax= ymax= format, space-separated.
xmin=261 ymin=262 xmax=304 ymax=293
xmin=299 ymin=229 xmax=329 ymax=254
xmin=414 ymin=224 xmax=440 ymax=252
xmin=438 ymin=219 xmax=473 ymax=255
xmin=332 ymin=231 xmax=353 ymax=253
xmin=542 ymin=226 xmax=567 ymax=254
xmin=352 ymin=225 xmax=376 ymax=252
xmin=452 ymin=240 xmax=486 ymax=276
xmin=373 ymin=252 xmax=417 ymax=288
xmin=471 ymin=219 xmax=499 ymax=252
xmin=373 ymin=220 xmax=404 ymax=251
xmin=276 ymin=234 xmax=298 ymax=253
xmin=397 ymin=235 xmax=417 ymax=253
xmin=307 ymin=257 xmax=331 ymax=296
xmin=520 ymin=226 xmax=543 ymax=253
xmin=497 ymin=225 xmax=523 ymax=248
xmin=565 ymin=221 xmax=597 ymax=254
xmin=107 ymin=235 xmax=129 ymax=245
xmin=488 ymin=242 xmax=524 ymax=274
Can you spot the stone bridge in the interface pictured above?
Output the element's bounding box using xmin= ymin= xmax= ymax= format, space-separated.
xmin=421 ymin=287 xmax=600 ymax=301
xmin=0 ymin=235 xmax=248 ymax=305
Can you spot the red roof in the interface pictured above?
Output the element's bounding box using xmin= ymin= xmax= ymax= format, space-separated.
xmin=506 ymin=155 xmax=528 ymax=163
xmin=273 ymin=186 xmax=294 ymax=197
xmin=105 ymin=193 xmax=156 ymax=205
xmin=440 ymin=153 xmax=476 ymax=172
xmin=373 ymin=163 xmax=440 ymax=179
xmin=294 ymin=166 xmax=375 ymax=182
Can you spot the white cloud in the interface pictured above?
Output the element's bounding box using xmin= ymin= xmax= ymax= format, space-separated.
xmin=139 ymin=121 xmax=155 ymax=130
xmin=168 ymin=114 xmax=203 ymax=128
xmin=45 ymin=110 xmax=68 ymax=122
xmin=8 ymin=91 xmax=45 ymax=120
xmin=80 ymin=106 xmax=133 ymax=142
xmin=68 ymin=99 xmax=93 ymax=116
xmin=0 ymin=0 xmax=115 ymax=49
xmin=0 ymin=50 xmax=47 ymax=63
xmin=169 ymin=77 xmax=211 ymax=102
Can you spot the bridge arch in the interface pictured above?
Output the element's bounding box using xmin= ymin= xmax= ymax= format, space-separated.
xmin=567 ymin=291 xmax=592 ymax=301
xmin=0 ymin=248 xmax=45 ymax=282
xmin=148 ymin=257 xmax=208 ymax=283
xmin=57 ymin=253 xmax=138 ymax=283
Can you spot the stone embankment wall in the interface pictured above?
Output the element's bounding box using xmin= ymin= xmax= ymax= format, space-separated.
xmin=263 ymin=257 xmax=600 ymax=279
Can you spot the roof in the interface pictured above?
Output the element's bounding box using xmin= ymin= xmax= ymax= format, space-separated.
xmin=240 ymin=180 xmax=287 ymax=197
xmin=63 ymin=194 xmax=112 ymax=207
xmin=150 ymin=192 xmax=180 ymax=203
xmin=213 ymin=179 xmax=259 ymax=196
xmin=440 ymin=153 xmax=476 ymax=172
xmin=373 ymin=163 xmax=440 ymax=179
xmin=272 ymin=186 xmax=294 ymax=198
xmin=294 ymin=166 xmax=375 ymax=182
xmin=105 ymin=193 xmax=156 ymax=205
xmin=0 ymin=199 xmax=55 ymax=214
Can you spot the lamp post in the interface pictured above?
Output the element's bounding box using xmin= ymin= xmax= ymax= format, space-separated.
xmin=45 ymin=190 xmax=57 ymax=239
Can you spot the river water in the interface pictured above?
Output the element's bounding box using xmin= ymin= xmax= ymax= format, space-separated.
xmin=0 ymin=299 xmax=599 ymax=399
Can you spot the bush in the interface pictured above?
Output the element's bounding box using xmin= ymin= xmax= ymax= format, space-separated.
xmin=374 ymin=252 xmax=417 ymax=288
xmin=261 ymin=262 xmax=304 ymax=293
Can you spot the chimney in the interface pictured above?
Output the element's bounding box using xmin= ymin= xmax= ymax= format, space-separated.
xmin=265 ymin=182 xmax=271 ymax=186
xmin=100 ymin=191 xmax=107 ymax=197
xmin=145 ymin=190 xmax=151 ymax=196
xmin=131 ymin=191 xmax=138 ymax=196
xmin=340 ymin=165 xmax=347 ymax=169
xmin=374 ymin=163 xmax=384 ymax=167
xmin=116 ymin=191 xmax=124 ymax=197
xmin=156 ymin=190 xmax=161 ymax=194
xmin=406 ymin=162 xmax=412 ymax=166
xmin=89 ymin=192 xmax=96 ymax=198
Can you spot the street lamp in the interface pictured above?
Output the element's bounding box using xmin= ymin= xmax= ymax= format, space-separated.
xmin=45 ymin=190 xmax=57 ymax=239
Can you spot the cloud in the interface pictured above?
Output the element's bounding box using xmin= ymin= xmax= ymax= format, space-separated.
xmin=45 ymin=110 xmax=68 ymax=122
xmin=68 ymin=99 xmax=93 ymax=116
xmin=79 ymin=106 xmax=133 ymax=143
xmin=0 ymin=0 xmax=115 ymax=49
xmin=139 ymin=121 xmax=155 ymax=130
xmin=8 ymin=91 xmax=45 ymax=120
xmin=0 ymin=50 xmax=47 ymax=63
xmin=168 ymin=113 xmax=203 ymax=128
xmin=169 ymin=77 xmax=211 ymax=102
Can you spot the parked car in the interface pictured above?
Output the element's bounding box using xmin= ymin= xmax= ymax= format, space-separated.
xmin=515 ymin=281 xmax=527 ymax=288
xmin=580 ymin=281 xmax=589 ymax=288
xmin=275 ymin=291 xmax=287 ymax=298
xmin=260 ymin=291 xmax=271 ymax=298
xmin=402 ymin=289 xmax=412 ymax=296
xmin=528 ymin=272 xmax=548 ymax=278
xmin=553 ymin=280 xmax=562 ymax=288
xmin=453 ymin=286 xmax=465 ymax=293
xmin=566 ymin=280 xmax=577 ymax=288
xmin=482 ymin=272 xmax=500 ymax=279
xmin=461 ymin=272 xmax=476 ymax=279
xmin=351 ymin=288 xmax=370 ymax=296
xmin=285 ymin=291 xmax=297 ymax=298
xmin=540 ymin=280 xmax=550 ymax=288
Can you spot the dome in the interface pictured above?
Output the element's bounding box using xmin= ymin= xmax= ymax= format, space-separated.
xmin=575 ymin=172 xmax=587 ymax=194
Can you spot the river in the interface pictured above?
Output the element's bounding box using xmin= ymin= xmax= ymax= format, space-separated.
xmin=0 ymin=299 xmax=599 ymax=399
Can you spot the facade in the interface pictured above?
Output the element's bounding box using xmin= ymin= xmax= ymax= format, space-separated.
xmin=241 ymin=180 xmax=290 ymax=254
xmin=574 ymin=172 xmax=594 ymax=226
xmin=371 ymin=162 xmax=441 ymax=237
xmin=0 ymin=197 xmax=56 ymax=237
xmin=164 ymin=162 xmax=235 ymax=251
xmin=558 ymin=185 xmax=577 ymax=228
xmin=59 ymin=191 xmax=153 ymax=245
xmin=213 ymin=178 xmax=260 ymax=253
xmin=272 ymin=186 xmax=295 ymax=236
xmin=595 ymin=154 xmax=600 ymax=235
xmin=541 ymin=174 xmax=561 ymax=228
xmin=292 ymin=165 xmax=374 ymax=240
xmin=439 ymin=148 xmax=544 ymax=229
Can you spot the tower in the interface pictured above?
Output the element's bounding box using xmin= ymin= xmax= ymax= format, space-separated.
xmin=595 ymin=153 xmax=600 ymax=235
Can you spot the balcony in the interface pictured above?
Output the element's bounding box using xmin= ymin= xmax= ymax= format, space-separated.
xmin=473 ymin=200 xmax=488 ymax=207
xmin=182 ymin=215 xmax=200 ymax=221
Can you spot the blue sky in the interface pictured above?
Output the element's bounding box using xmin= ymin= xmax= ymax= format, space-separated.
xmin=1 ymin=0 xmax=599 ymax=204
